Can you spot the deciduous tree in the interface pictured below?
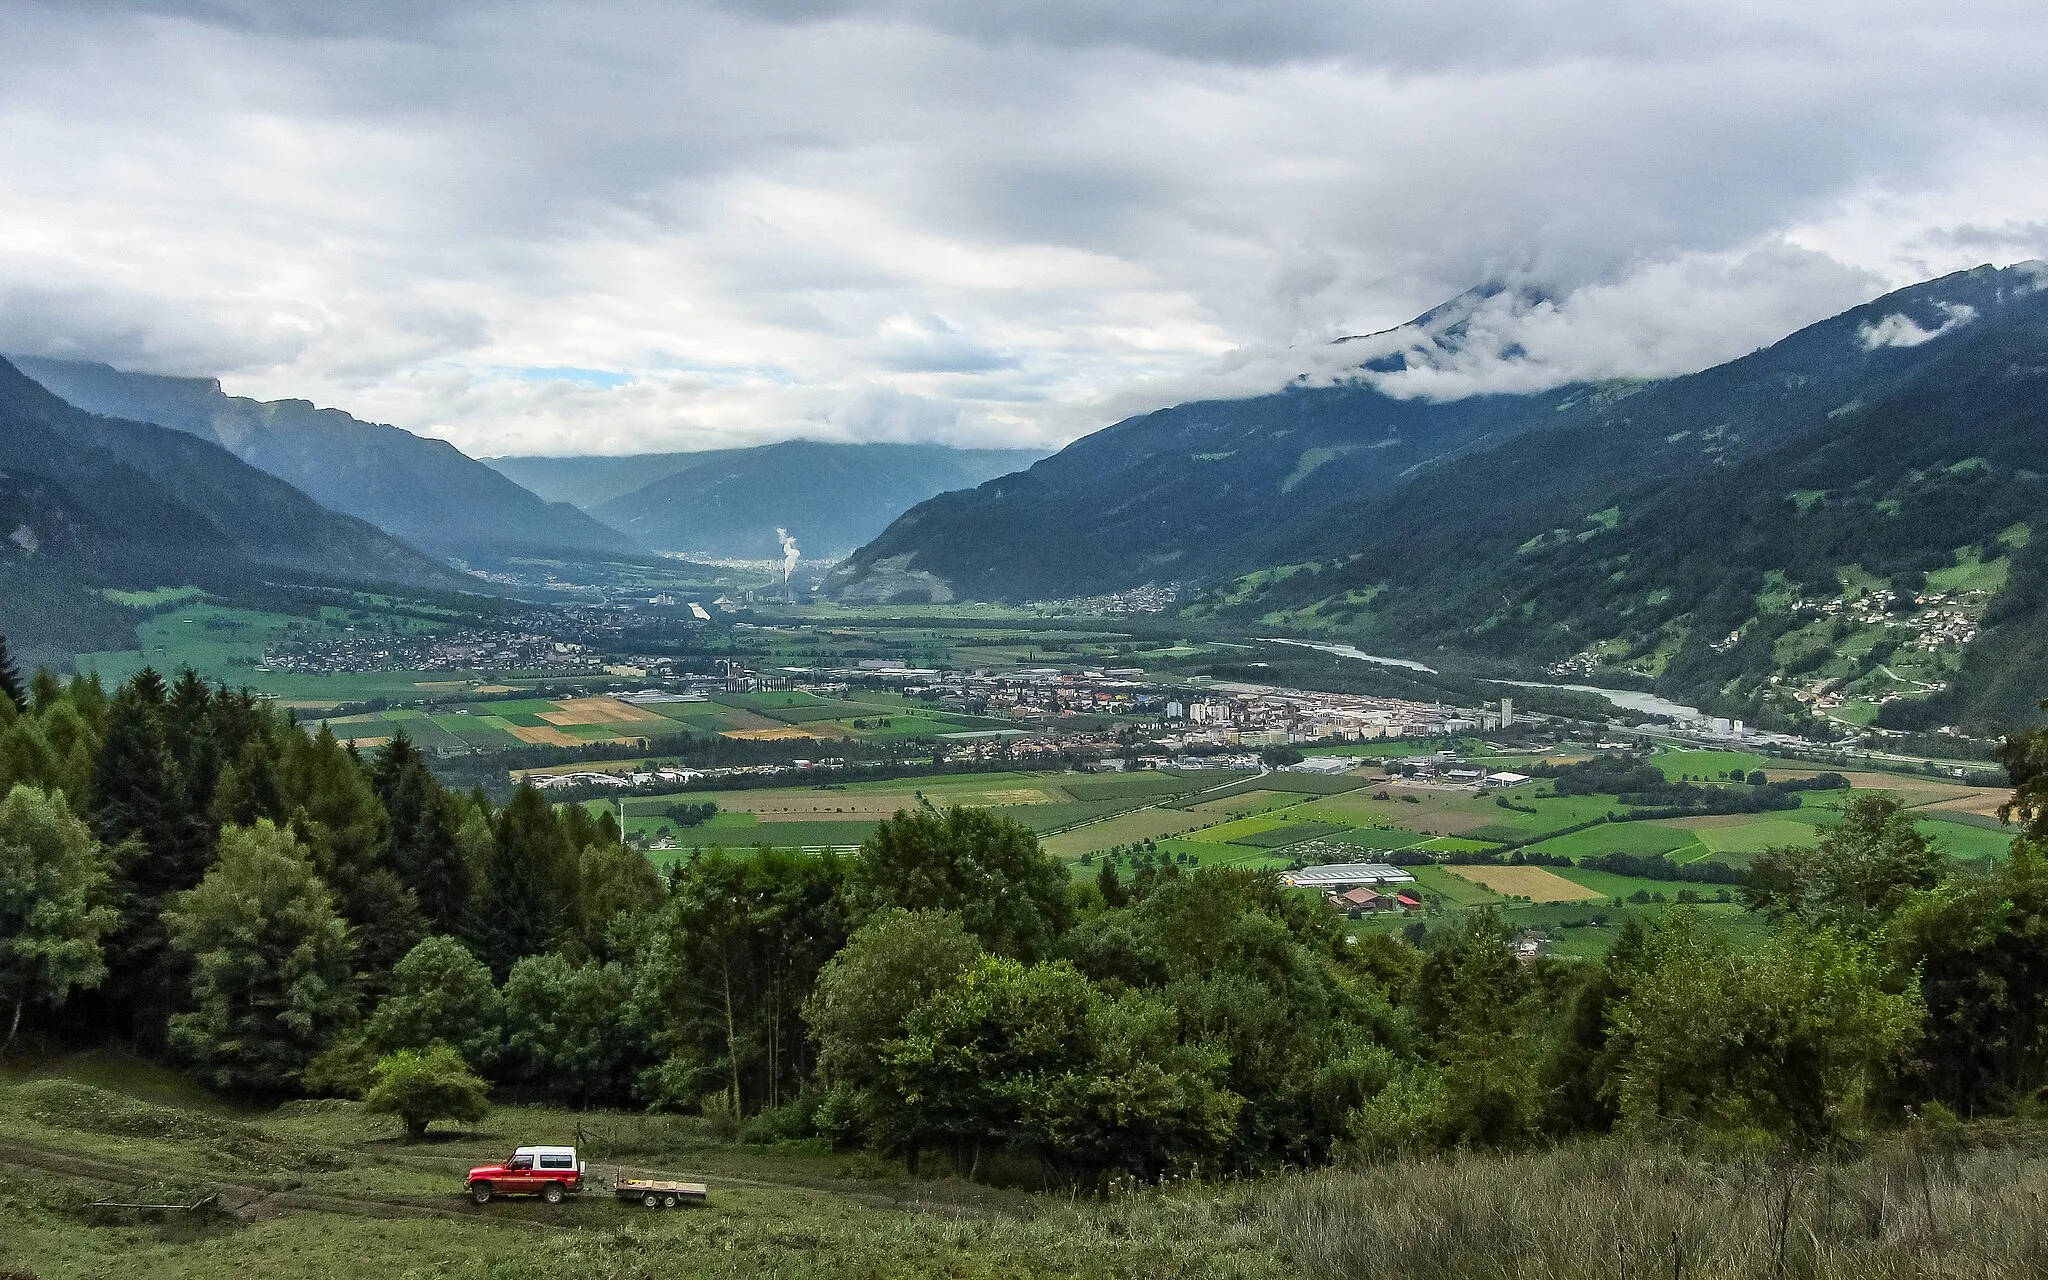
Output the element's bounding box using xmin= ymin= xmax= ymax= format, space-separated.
xmin=845 ymin=806 xmax=1071 ymax=960
xmin=0 ymin=784 xmax=115 ymax=1048
xmin=365 ymin=935 xmax=502 ymax=1068
xmin=502 ymin=952 xmax=636 ymax=1105
xmin=165 ymin=821 xmax=357 ymax=1093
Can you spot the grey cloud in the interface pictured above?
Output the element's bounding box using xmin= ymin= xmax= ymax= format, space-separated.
xmin=4 ymin=1 xmax=2047 ymax=452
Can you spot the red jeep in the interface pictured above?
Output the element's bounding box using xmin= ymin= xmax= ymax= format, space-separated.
xmin=467 ymin=1146 xmax=584 ymax=1204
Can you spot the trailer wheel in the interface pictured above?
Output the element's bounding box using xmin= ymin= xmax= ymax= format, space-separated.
xmin=662 ymin=1193 xmax=679 ymax=1209
xmin=469 ymin=1182 xmax=493 ymax=1205
xmin=641 ymin=1192 xmax=659 ymax=1209
xmin=542 ymin=1182 xmax=565 ymax=1205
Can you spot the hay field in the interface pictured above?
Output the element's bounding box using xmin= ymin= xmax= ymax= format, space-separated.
xmin=507 ymin=723 xmax=583 ymax=746
xmin=1922 ymin=788 xmax=2017 ymax=817
xmin=541 ymin=696 xmax=672 ymax=726
xmin=1308 ymin=789 xmax=1509 ymax=836
xmin=1444 ymin=865 xmax=1603 ymax=902
xmin=1762 ymin=769 xmax=1978 ymax=807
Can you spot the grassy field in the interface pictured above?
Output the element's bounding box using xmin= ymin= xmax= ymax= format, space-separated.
xmin=1229 ymin=821 xmax=1352 ymax=848
xmin=18 ymin=1050 xmax=2048 ymax=1279
xmin=1650 ymin=747 xmax=1775 ymax=779
xmin=1521 ymin=821 xmax=1708 ymax=861
xmin=1041 ymin=807 xmax=1217 ymax=858
xmin=76 ymin=602 xmax=483 ymax=709
xmin=1551 ymin=865 xmax=1730 ymax=902
xmin=1409 ymin=864 xmax=1502 ymax=906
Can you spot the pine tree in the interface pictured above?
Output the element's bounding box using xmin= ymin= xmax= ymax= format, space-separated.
xmin=0 ymin=635 xmax=24 ymax=714
xmin=464 ymin=783 xmax=575 ymax=978
xmin=93 ymin=671 xmax=175 ymax=888
xmin=93 ymin=669 xmax=213 ymax=1043
xmin=279 ymin=723 xmax=419 ymax=988
xmin=372 ymin=735 xmax=470 ymax=936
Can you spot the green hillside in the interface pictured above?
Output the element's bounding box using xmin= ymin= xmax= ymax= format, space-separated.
xmin=1214 ymin=266 xmax=2048 ymax=733
xmin=0 ymin=357 xmax=472 ymax=670
xmin=822 ymin=264 xmax=2048 ymax=732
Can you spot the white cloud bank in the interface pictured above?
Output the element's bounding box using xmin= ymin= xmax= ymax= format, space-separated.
xmin=3 ymin=1 xmax=2048 ymax=454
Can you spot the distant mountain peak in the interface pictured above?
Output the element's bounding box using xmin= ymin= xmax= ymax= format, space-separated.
xmin=1328 ymin=281 xmax=1556 ymax=377
xmin=11 ymin=356 xmax=636 ymax=562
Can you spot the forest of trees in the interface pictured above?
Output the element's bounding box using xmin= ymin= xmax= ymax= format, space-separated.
xmin=5 ymin=638 xmax=2048 ymax=1184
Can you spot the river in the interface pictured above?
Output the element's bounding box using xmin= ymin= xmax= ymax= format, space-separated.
xmin=1493 ymin=679 xmax=1702 ymax=721
xmin=1260 ymin=637 xmax=1704 ymax=719
xmin=1258 ymin=638 xmax=1437 ymax=673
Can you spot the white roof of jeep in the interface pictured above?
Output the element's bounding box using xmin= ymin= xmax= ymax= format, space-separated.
xmin=515 ymin=1146 xmax=579 ymax=1161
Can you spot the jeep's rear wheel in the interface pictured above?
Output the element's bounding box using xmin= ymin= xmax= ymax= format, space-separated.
xmin=469 ymin=1182 xmax=493 ymax=1204
xmin=542 ymin=1182 xmax=565 ymax=1204
xmin=642 ymin=1192 xmax=659 ymax=1209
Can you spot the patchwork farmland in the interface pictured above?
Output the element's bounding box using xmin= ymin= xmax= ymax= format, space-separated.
xmin=589 ymin=744 xmax=2022 ymax=955
xmin=322 ymin=687 xmax=1024 ymax=753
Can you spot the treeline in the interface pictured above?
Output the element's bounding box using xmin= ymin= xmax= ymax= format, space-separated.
xmin=8 ymin=648 xmax=2048 ymax=1182
xmin=1533 ymin=755 xmax=1849 ymax=816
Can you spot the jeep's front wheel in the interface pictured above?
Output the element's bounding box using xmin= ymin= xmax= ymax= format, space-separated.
xmin=542 ymin=1182 xmax=565 ymax=1204
xmin=469 ymin=1182 xmax=493 ymax=1204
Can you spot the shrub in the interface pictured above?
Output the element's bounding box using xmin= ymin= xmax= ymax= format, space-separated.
xmin=362 ymin=1043 xmax=491 ymax=1138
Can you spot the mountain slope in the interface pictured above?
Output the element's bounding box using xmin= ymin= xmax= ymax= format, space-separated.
xmin=492 ymin=442 xmax=1045 ymax=559
xmin=820 ymin=288 xmax=1626 ymax=603
xmin=0 ymin=356 xmax=468 ymax=669
xmin=1209 ymin=264 xmax=2048 ymax=733
xmin=824 ymin=386 xmax=1580 ymax=603
xmin=484 ymin=453 xmax=709 ymax=511
xmin=828 ymin=271 xmax=2048 ymax=607
xmin=12 ymin=357 xmax=637 ymax=562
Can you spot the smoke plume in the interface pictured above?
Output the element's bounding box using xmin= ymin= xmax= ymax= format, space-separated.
xmin=775 ymin=527 xmax=800 ymax=583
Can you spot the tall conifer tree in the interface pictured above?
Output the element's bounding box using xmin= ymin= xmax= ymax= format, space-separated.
xmin=0 ymin=635 xmax=24 ymax=714
xmin=373 ymin=735 xmax=470 ymax=936
xmin=465 ymin=783 xmax=575 ymax=978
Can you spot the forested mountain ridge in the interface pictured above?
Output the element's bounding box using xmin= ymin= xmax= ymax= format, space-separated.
xmin=0 ymin=356 xmax=469 ymax=669
xmin=12 ymin=357 xmax=637 ymax=563
xmin=822 ymin=357 xmax=1579 ymax=603
xmin=828 ymin=267 xmax=2043 ymax=607
xmin=490 ymin=441 xmax=1045 ymax=560
xmin=1205 ymin=264 xmax=2048 ymax=734
xmin=822 ymin=263 xmax=2048 ymax=731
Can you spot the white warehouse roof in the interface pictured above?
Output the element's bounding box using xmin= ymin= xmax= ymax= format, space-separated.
xmin=1281 ymin=863 xmax=1417 ymax=888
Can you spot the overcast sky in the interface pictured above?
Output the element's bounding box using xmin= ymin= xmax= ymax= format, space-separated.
xmin=3 ymin=1 xmax=2046 ymax=456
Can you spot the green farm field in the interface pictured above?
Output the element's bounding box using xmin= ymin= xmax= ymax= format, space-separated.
xmin=1409 ymin=864 xmax=1500 ymax=906
xmin=1522 ymin=822 xmax=1708 ymax=861
xmin=1041 ymin=807 xmax=1218 ymax=858
xmin=77 ymin=602 xmax=477 ymax=708
xmin=1650 ymin=748 xmax=1776 ymax=780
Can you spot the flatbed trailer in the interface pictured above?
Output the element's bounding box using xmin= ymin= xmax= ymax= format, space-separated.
xmin=616 ymin=1177 xmax=708 ymax=1209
